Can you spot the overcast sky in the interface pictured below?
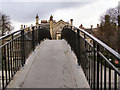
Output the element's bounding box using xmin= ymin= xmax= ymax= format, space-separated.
xmin=0 ymin=0 xmax=120 ymax=31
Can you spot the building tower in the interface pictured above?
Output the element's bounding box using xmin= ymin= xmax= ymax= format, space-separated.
xmin=70 ymin=19 xmax=73 ymax=26
xmin=36 ymin=14 xmax=39 ymax=25
xmin=50 ymin=15 xmax=53 ymax=39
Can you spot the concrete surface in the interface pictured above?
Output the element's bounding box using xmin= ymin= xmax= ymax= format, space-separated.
xmin=7 ymin=40 xmax=90 ymax=88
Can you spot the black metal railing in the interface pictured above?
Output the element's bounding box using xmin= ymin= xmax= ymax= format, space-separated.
xmin=0 ymin=25 xmax=51 ymax=89
xmin=61 ymin=25 xmax=120 ymax=90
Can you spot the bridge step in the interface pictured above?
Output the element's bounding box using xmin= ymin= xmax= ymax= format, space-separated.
xmin=7 ymin=40 xmax=90 ymax=88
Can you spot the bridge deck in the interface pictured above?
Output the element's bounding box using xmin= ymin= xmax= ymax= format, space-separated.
xmin=7 ymin=40 xmax=90 ymax=88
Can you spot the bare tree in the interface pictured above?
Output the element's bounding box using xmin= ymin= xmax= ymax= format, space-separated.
xmin=100 ymin=7 xmax=118 ymax=24
xmin=0 ymin=13 xmax=13 ymax=36
xmin=94 ymin=8 xmax=118 ymax=52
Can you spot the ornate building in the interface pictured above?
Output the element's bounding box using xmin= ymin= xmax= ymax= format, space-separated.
xmin=21 ymin=14 xmax=73 ymax=39
xmin=36 ymin=14 xmax=72 ymax=39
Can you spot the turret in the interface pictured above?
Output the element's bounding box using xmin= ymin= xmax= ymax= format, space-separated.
xmin=97 ymin=24 xmax=99 ymax=30
xmin=70 ymin=19 xmax=73 ymax=26
xmin=36 ymin=14 xmax=39 ymax=25
xmin=50 ymin=15 xmax=53 ymax=39
xmin=50 ymin=15 xmax=53 ymax=21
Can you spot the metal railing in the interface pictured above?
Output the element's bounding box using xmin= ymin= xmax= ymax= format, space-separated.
xmin=0 ymin=25 xmax=51 ymax=89
xmin=61 ymin=25 xmax=120 ymax=90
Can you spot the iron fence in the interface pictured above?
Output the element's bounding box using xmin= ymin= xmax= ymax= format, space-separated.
xmin=0 ymin=25 xmax=51 ymax=89
xmin=61 ymin=25 xmax=120 ymax=90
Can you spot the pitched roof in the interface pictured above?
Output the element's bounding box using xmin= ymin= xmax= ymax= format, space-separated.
xmin=41 ymin=20 xmax=48 ymax=23
xmin=52 ymin=19 xmax=69 ymax=28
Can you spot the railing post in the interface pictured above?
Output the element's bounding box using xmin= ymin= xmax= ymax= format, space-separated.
xmin=93 ymin=41 xmax=96 ymax=90
xmin=77 ymin=29 xmax=80 ymax=65
xmin=118 ymin=10 xmax=120 ymax=88
xmin=0 ymin=39 xmax=2 ymax=65
xmin=88 ymin=45 xmax=91 ymax=85
xmin=70 ymin=26 xmax=72 ymax=30
xmin=118 ymin=8 xmax=120 ymax=54
xmin=84 ymin=34 xmax=86 ymax=47
xmin=118 ymin=4 xmax=120 ymax=89
xmin=0 ymin=38 xmax=3 ymax=89
xmin=0 ymin=39 xmax=2 ymax=66
xmin=11 ymin=34 xmax=14 ymax=77
xmin=32 ymin=27 xmax=35 ymax=51
xmin=0 ymin=30 xmax=2 ymax=67
xmin=0 ymin=31 xmax=2 ymax=80
xmin=38 ymin=26 xmax=40 ymax=44
xmin=75 ymin=29 xmax=77 ymax=57
xmin=21 ymin=30 xmax=25 ymax=67
xmin=97 ymin=44 xmax=100 ymax=89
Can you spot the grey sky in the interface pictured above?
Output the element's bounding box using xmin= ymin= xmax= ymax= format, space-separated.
xmin=0 ymin=0 xmax=119 ymax=31
xmin=0 ymin=0 xmax=98 ymax=2
xmin=0 ymin=2 xmax=90 ymax=23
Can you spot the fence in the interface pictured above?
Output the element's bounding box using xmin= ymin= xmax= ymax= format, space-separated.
xmin=0 ymin=25 xmax=51 ymax=89
xmin=61 ymin=25 xmax=120 ymax=90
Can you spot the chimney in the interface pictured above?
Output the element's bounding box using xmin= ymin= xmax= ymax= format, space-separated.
xmin=91 ymin=25 xmax=93 ymax=30
xmin=97 ymin=24 xmax=99 ymax=30
xmin=21 ymin=25 xmax=23 ymax=29
xmin=80 ymin=24 xmax=83 ymax=29
xmin=105 ymin=15 xmax=110 ymax=24
xmin=70 ymin=19 xmax=73 ymax=26
xmin=50 ymin=15 xmax=53 ymax=21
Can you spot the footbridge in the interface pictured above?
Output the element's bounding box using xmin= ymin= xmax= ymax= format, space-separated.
xmin=0 ymin=25 xmax=120 ymax=90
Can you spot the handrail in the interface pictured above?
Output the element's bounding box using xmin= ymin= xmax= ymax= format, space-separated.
xmin=62 ymin=25 xmax=120 ymax=90
xmin=0 ymin=26 xmax=36 ymax=40
xmin=66 ymin=25 xmax=120 ymax=60
xmin=84 ymin=38 xmax=120 ymax=75
xmin=0 ymin=25 xmax=51 ymax=89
